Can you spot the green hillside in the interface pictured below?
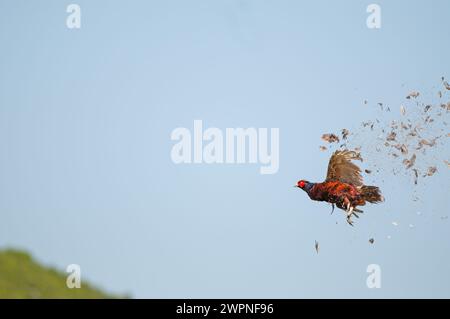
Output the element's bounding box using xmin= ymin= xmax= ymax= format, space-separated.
xmin=0 ymin=249 xmax=113 ymax=299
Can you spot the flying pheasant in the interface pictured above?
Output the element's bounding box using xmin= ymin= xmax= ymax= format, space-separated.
xmin=295 ymin=150 xmax=384 ymax=226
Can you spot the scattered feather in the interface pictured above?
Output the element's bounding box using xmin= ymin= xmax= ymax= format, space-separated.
xmin=413 ymin=168 xmax=419 ymax=185
xmin=403 ymin=154 xmax=416 ymax=169
xmin=341 ymin=129 xmax=350 ymax=140
xmin=424 ymin=166 xmax=437 ymax=177
xmin=386 ymin=131 xmax=396 ymax=141
xmin=400 ymin=105 xmax=406 ymax=115
xmin=395 ymin=144 xmax=408 ymax=155
xmin=417 ymin=138 xmax=437 ymax=150
xmin=321 ymin=133 xmax=340 ymax=143
xmin=406 ymin=91 xmax=420 ymax=99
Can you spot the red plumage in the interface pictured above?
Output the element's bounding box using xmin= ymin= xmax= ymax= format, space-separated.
xmin=295 ymin=150 xmax=384 ymax=226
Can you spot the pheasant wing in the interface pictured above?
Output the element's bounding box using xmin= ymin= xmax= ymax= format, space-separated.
xmin=325 ymin=150 xmax=363 ymax=186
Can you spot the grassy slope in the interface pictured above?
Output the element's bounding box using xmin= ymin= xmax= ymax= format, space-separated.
xmin=0 ymin=249 xmax=112 ymax=298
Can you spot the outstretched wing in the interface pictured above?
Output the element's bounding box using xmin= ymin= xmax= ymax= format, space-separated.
xmin=325 ymin=150 xmax=363 ymax=186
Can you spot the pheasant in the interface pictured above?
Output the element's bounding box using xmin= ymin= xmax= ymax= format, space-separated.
xmin=295 ymin=150 xmax=384 ymax=226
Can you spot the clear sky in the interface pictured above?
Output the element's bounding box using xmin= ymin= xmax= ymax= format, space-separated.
xmin=1 ymin=0 xmax=449 ymax=298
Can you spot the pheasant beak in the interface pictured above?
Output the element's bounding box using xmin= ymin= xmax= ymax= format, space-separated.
xmin=293 ymin=185 xmax=298 ymax=188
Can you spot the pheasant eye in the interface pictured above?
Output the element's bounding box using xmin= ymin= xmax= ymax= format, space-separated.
xmin=298 ymin=181 xmax=305 ymax=188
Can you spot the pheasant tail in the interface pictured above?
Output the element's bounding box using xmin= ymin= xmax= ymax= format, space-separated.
xmin=360 ymin=185 xmax=384 ymax=203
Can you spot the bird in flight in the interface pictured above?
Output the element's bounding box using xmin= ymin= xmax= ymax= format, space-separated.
xmin=295 ymin=150 xmax=384 ymax=226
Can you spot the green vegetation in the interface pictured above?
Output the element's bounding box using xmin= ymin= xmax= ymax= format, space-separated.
xmin=0 ymin=249 xmax=113 ymax=299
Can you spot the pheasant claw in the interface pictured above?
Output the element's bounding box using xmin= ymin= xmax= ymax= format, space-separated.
xmin=346 ymin=217 xmax=354 ymax=226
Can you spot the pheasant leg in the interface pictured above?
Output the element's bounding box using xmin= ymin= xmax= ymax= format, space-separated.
xmin=346 ymin=205 xmax=354 ymax=226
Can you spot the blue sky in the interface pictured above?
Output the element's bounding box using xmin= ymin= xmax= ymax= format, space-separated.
xmin=1 ymin=0 xmax=449 ymax=298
